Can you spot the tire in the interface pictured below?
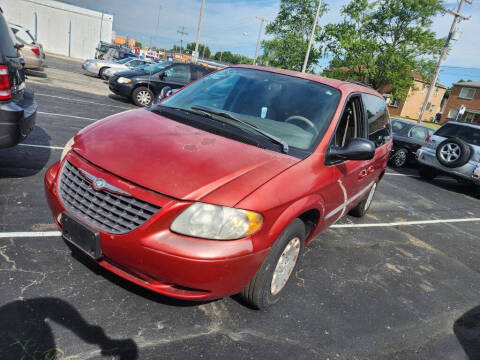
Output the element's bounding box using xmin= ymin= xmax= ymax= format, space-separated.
xmin=436 ymin=138 xmax=471 ymax=168
xmin=349 ymin=182 xmax=377 ymax=217
xmin=418 ymin=165 xmax=437 ymax=180
xmin=132 ymin=87 xmax=154 ymax=107
xmin=98 ymin=67 xmax=109 ymax=79
xmin=240 ymin=218 xmax=306 ymax=310
xmin=389 ymin=148 xmax=408 ymax=168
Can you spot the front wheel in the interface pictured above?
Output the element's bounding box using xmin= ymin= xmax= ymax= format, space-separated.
xmin=240 ymin=218 xmax=306 ymax=310
xmin=132 ymin=87 xmax=154 ymax=107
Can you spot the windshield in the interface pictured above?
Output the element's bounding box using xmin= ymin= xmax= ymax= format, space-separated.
xmin=161 ymin=68 xmax=340 ymax=151
xmin=435 ymin=123 xmax=480 ymax=146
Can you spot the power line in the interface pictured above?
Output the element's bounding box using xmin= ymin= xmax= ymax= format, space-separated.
xmin=417 ymin=0 xmax=471 ymax=123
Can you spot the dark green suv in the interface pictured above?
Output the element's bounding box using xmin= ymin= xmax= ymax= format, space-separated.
xmin=0 ymin=8 xmax=37 ymax=148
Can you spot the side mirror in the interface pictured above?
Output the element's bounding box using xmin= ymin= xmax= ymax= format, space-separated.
xmin=159 ymin=72 xmax=166 ymax=80
xmin=326 ymin=138 xmax=375 ymax=165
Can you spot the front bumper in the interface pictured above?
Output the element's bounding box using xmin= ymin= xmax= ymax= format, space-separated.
xmin=416 ymin=148 xmax=480 ymax=184
xmin=44 ymin=154 xmax=269 ymax=300
xmin=83 ymin=63 xmax=101 ymax=75
xmin=0 ymin=88 xmax=37 ymax=148
xmin=109 ymin=81 xmax=134 ymax=98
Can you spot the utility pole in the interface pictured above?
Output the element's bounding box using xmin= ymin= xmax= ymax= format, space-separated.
xmin=417 ymin=0 xmax=471 ymax=123
xmin=194 ymin=0 xmax=206 ymax=62
xmin=302 ymin=0 xmax=322 ymax=73
xmin=177 ymin=26 xmax=188 ymax=56
xmin=254 ymin=17 xmax=268 ymax=65
xmin=202 ymin=41 xmax=207 ymax=58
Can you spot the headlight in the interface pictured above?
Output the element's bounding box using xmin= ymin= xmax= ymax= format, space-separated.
xmin=170 ymin=202 xmax=263 ymax=240
xmin=117 ymin=77 xmax=131 ymax=84
xmin=61 ymin=136 xmax=74 ymax=161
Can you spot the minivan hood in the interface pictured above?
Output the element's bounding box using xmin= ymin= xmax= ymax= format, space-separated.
xmin=73 ymin=109 xmax=299 ymax=206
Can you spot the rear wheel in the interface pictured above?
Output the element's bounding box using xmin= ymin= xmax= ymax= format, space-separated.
xmin=349 ymin=182 xmax=377 ymax=217
xmin=240 ymin=218 xmax=306 ymax=310
xmin=132 ymin=87 xmax=154 ymax=107
xmin=418 ymin=165 xmax=437 ymax=180
xmin=389 ymin=148 xmax=408 ymax=168
xmin=436 ymin=138 xmax=471 ymax=168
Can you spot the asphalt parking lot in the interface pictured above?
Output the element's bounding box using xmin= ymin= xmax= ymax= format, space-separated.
xmin=1 ymin=57 xmax=480 ymax=360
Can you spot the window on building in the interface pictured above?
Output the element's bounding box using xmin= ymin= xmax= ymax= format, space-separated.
xmin=447 ymin=108 xmax=459 ymax=119
xmin=434 ymin=87 xmax=439 ymax=97
xmin=429 ymin=103 xmax=435 ymax=113
xmin=459 ymin=87 xmax=476 ymax=100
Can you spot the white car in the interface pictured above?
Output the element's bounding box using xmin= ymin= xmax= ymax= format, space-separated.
xmin=82 ymin=57 xmax=152 ymax=78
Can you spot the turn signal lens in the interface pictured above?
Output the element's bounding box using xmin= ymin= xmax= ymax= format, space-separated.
xmin=0 ymin=65 xmax=11 ymax=100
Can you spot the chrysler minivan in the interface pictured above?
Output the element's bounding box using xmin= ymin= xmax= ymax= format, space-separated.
xmin=45 ymin=66 xmax=391 ymax=309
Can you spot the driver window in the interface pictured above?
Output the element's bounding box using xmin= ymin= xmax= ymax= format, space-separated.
xmin=333 ymin=98 xmax=361 ymax=147
xmin=164 ymin=65 xmax=191 ymax=83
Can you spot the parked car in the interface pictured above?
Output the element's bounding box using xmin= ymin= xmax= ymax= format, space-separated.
xmin=95 ymin=43 xmax=135 ymax=61
xmin=416 ymin=121 xmax=480 ymax=185
xmin=82 ymin=57 xmax=152 ymax=78
xmin=0 ymin=12 xmax=37 ymax=147
xmin=45 ymin=66 xmax=392 ymax=309
xmin=389 ymin=118 xmax=435 ymax=167
xmin=10 ymin=23 xmax=45 ymax=69
xmin=102 ymin=60 xmax=160 ymax=80
xmin=109 ymin=62 xmax=212 ymax=106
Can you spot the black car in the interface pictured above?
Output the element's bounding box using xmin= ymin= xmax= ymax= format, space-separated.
xmin=109 ymin=62 xmax=213 ymax=107
xmin=389 ymin=118 xmax=435 ymax=167
xmin=0 ymin=9 xmax=37 ymax=148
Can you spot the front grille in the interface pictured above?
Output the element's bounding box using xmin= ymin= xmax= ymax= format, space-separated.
xmin=59 ymin=161 xmax=160 ymax=234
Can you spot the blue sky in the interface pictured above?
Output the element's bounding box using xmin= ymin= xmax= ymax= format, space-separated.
xmin=60 ymin=0 xmax=480 ymax=86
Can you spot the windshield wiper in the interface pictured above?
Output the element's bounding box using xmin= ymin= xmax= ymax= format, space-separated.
xmin=190 ymin=106 xmax=289 ymax=153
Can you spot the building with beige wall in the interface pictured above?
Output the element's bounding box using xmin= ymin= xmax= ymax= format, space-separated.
xmin=386 ymin=75 xmax=446 ymax=121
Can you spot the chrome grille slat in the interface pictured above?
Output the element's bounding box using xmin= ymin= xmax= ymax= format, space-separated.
xmin=59 ymin=161 xmax=160 ymax=234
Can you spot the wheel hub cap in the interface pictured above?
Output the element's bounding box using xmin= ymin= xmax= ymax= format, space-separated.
xmin=394 ymin=151 xmax=407 ymax=166
xmin=138 ymin=91 xmax=151 ymax=105
xmin=270 ymin=237 xmax=301 ymax=296
xmin=440 ymin=143 xmax=460 ymax=162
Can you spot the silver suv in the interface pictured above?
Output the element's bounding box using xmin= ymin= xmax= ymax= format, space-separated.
xmin=416 ymin=122 xmax=480 ymax=185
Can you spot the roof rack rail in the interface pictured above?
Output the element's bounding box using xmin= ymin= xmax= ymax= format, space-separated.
xmin=347 ymin=80 xmax=373 ymax=89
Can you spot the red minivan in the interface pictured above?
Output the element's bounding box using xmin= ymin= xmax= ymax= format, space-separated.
xmin=45 ymin=66 xmax=392 ymax=309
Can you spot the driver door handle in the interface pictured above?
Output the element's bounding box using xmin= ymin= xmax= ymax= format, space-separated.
xmin=358 ymin=170 xmax=368 ymax=179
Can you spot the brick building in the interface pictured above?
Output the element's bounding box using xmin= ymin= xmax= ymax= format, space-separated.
xmin=441 ymin=81 xmax=480 ymax=124
xmin=385 ymin=75 xmax=446 ymax=121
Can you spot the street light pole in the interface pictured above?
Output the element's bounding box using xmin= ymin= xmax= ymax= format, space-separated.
xmin=302 ymin=0 xmax=322 ymax=73
xmin=194 ymin=0 xmax=206 ymax=62
xmin=177 ymin=26 xmax=188 ymax=56
xmin=417 ymin=0 xmax=470 ymax=123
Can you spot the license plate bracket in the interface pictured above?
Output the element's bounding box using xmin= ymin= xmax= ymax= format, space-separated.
xmin=61 ymin=212 xmax=102 ymax=260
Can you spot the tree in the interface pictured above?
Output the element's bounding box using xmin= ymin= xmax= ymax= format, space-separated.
xmin=261 ymin=0 xmax=327 ymax=72
xmin=134 ymin=41 xmax=142 ymax=48
xmin=186 ymin=42 xmax=211 ymax=58
xmin=213 ymin=51 xmax=253 ymax=65
xmin=322 ymin=0 xmax=444 ymax=100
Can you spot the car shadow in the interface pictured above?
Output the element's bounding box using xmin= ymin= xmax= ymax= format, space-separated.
xmin=66 ymin=241 xmax=216 ymax=308
xmin=0 ymin=126 xmax=51 ymax=178
xmin=108 ymin=94 xmax=134 ymax=106
xmin=454 ymin=305 xmax=480 ymax=359
xmin=387 ymin=165 xmax=480 ymax=199
xmin=0 ymin=297 xmax=138 ymax=360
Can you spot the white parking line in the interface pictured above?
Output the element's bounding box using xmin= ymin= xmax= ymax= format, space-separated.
xmin=332 ymin=218 xmax=480 ymax=228
xmin=0 ymin=231 xmax=61 ymax=239
xmin=38 ymin=111 xmax=97 ymax=121
xmin=18 ymin=143 xmax=63 ymax=150
xmin=36 ymin=93 xmax=131 ymax=110
xmin=1 ymin=218 xmax=479 ymax=239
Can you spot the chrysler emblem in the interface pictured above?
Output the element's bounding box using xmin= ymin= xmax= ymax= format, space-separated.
xmin=78 ymin=169 xmax=131 ymax=196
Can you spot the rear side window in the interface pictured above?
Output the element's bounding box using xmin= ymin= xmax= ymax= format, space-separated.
xmin=0 ymin=15 xmax=17 ymax=58
xmin=362 ymin=94 xmax=391 ymax=147
xmin=435 ymin=123 xmax=480 ymax=146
